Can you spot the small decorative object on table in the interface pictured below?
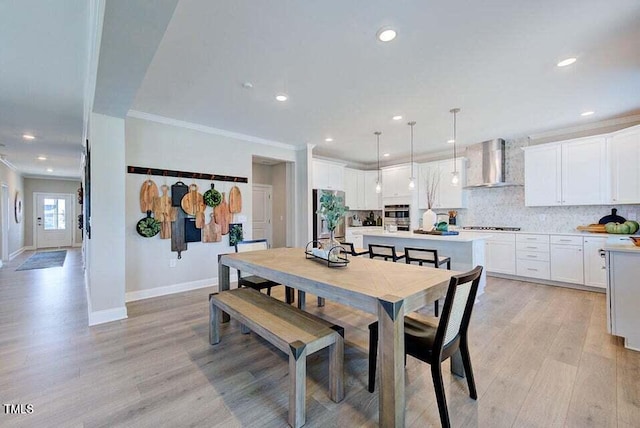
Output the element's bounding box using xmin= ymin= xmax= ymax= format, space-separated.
xmin=316 ymin=190 xmax=349 ymax=249
xmin=305 ymin=241 xmax=349 ymax=267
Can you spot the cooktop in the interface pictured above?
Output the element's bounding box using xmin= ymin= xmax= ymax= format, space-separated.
xmin=462 ymin=226 xmax=521 ymax=231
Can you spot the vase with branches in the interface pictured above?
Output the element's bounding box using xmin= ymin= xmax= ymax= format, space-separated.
xmin=423 ymin=169 xmax=440 ymax=230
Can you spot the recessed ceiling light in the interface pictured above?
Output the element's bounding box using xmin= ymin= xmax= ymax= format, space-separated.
xmin=242 ymin=82 xmax=253 ymax=89
xmin=37 ymin=156 xmax=47 ymax=161
xmin=557 ymin=57 xmax=577 ymax=67
xmin=22 ymin=134 xmax=35 ymax=140
xmin=325 ymin=137 xmax=334 ymax=142
xmin=275 ymin=94 xmax=288 ymax=102
xmin=46 ymin=168 xmax=53 ymax=172
xmin=383 ymin=153 xmax=390 ymax=157
xmin=447 ymin=139 xmax=455 ymax=144
xmin=376 ymin=27 xmax=397 ymax=42
xmin=581 ymin=111 xmax=595 ymax=116
xmin=392 ymin=115 xmax=403 ymax=121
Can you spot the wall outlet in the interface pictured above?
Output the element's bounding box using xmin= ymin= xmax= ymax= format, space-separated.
xmin=169 ymin=259 xmax=177 ymax=268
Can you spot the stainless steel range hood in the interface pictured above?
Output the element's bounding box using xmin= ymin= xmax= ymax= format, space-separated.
xmin=464 ymin=139 xmax=519 ymax=188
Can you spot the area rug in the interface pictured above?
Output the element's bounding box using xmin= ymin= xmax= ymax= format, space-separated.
xmin=16 ymin=250 xmax=67 ymax=271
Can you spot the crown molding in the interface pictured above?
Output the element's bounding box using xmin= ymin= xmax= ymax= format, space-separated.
xmin=528 ymin=113 xmax=640 ymax=141
xmin=127 ymin=110 xmax=298 ymax=151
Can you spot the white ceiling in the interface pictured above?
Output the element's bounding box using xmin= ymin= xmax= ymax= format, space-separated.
xmin=2 ymin=1 xmax=639 ymax=178
xmin=0 ymin=0 xmax=90 ymax=178
xmin=132 ymin=0 xmax=640 ymax=165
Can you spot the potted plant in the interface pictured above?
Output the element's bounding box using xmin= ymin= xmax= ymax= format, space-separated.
xmin=423 ymin=169 xmax=440 ymax=231
xmin=317 ymin=190 xmax=349 ymax=251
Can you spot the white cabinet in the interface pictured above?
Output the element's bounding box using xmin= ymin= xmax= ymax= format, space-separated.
xmin=561 ymin=137 xmax=607 ymax=205
xmin=608 ymin=126 xmax=640 ymax=204
xmin=312 ymin=159 xmax=344 ymax=191
xmin=584 ymin=237 xmax=607 ymax=288
xmin=524 ymin=137 xmax=607 ymax=206
xmin=550 ymin=235 xmax=584 ymax=284
xmin=516 ymin=234 xmax=550 ymax=279
xmin=343 ymin=168 xmax=362 ymax=209
xmin=524 ymin=144 xmax=561 ymax=206
xmin=417 ymin=158 xmax=467 ymax=209
xmin=485 ymin=233 xmax=516 ymax=274
xmin=606 ymin=249 xmax=640 ymax=350
xmin=364 ymin=170 xmax=382 ymax=210
xmin=381 ymin=165 xmax=412 ymax=198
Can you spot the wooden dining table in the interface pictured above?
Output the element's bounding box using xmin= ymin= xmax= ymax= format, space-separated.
xmin=216 ymin=247 xmax=463 ymax=427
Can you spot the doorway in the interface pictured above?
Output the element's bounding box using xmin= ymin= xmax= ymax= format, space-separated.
xmin=252 ymin=184 xmax=272 ymax=244
xmin=34 ymin=193 xmax=74 ymax=249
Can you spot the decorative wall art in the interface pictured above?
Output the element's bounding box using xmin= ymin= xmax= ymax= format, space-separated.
xmin=14 ymin=191 xmax=23 ymax=223
xmin=228 ymin=223 xmax=243 ymax=246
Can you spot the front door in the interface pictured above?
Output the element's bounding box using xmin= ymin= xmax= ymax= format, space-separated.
xmin=252 ymin=185 xmax=272 ymax=243
xmin=35 ymin=193 xmax=73 ymax=248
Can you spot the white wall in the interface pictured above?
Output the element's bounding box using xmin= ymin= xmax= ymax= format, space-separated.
xmin=23 ymin=178 xmax=83 ymax=248
xmin=124 ymin=117 xmax=301 ymax=298
xmin=0 ymin=162 xmax=25 ymax=258
xmin=86 ymin=112 xmax=127 ymax=323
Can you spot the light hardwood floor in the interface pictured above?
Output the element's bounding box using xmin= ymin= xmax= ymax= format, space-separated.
xmin=1 ymin=248 xmax=639 ymax=427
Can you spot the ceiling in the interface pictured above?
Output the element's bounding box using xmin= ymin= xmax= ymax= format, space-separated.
xmin=2 ymin=1 xmax=640 ymax=179
xmin=0 ymin=0 xmax=90 ymax=179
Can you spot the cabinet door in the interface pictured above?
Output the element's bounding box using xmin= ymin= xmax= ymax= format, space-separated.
xmin=381 ymin=168 xmax=400 ymax=198
xmin=364 ymin=170 xmax=381 ymax=209
xmin=351 ymin=234 xmax=364 ymax=249
xmin=550 ymin=244 xmax=584 ymax=284
xmin=343 ymin=168 xmax=358 ymax=208
xmin=609 ymin=127 xmax=640 ymax=204
xmin=583 ymin=237 xmax=607 ymax=288
xmin=356 ymin=170 xmax=365 ymax=209
xmin=437 ymin=158 xmax=467 ymax=208
xmin=312 ymin=160 xmax=328 ymax=189
xmin=328 ymin=163 xmax=345 ymax=191
xmin=561 ymin=137 xmax=607 ymax=205
xmin=524 ymin=144 xmax=561 ymax=206
xmin=485 ymin=241 xmax=516 ymax=274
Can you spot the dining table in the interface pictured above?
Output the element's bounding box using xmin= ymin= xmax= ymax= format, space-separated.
xmin=216 ymin=247 xmax=464 ymax=427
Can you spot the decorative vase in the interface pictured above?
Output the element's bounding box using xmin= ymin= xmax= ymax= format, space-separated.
xmin=422 ymin=209 xmax=437 ymax=231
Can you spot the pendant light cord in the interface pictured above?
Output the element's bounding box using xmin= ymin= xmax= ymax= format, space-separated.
xmin=408 ymin=121 xmax=416 ymax=178
xmin=375 ymin=131 xmax=381 ymax=182
xmin=450 ymin=108 xmax=460 ymax=173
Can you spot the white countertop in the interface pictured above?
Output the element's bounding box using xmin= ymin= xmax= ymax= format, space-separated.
xmin=362 ymin=230 xmax=493 ymax=242
xmin=459 ymin=228 xmax=640 ymax=238
xmin=604 ymin=236 xmax=640 ymax=253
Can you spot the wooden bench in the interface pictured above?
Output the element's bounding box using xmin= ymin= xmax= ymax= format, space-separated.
xmin=209 ymin=288 xmax=344 ymax=428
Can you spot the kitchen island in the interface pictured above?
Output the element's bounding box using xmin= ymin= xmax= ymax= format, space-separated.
xmin=362 ymin=230 xmax=491 ymax=295
xmin=604 ymin=236 xmax=640 ymax=351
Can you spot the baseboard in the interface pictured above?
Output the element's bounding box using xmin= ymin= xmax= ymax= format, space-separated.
xmin=9 ymin=247 xmax=28 ymax=260
xmin=487 ymin=272 xmax=606 ymax=294
xmin=72 ymin=243 xmax=82 ymax=248
xmin=88 ymin=306 xmax=128 ymax=326
xmin=124 ymin=275 xmax=237 ymax=302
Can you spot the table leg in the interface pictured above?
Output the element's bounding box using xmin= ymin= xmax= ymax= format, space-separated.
xmin=297 ymin=290 xmax=306 ymax=310
xmin=218 ymin=256 xmax=230 ymax=323
xmin=450 ymin=348 xmax=465 ymax=377
xmin=378 ymin=295 xmax=405 ymax=428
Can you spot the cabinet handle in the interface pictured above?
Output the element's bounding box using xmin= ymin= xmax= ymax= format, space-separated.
xmin=526 ymin=238 xmax=536 ymax=241
xmin=559 ymin=239 xmax=572 ymax=242
xmin=526 ymin=246 xmax=537 ymax=249
xmin=613 ymin=198 xmax=617 ymax=201
xmin=527 ymin=255 xmax=538 ymax=258
xmin=527 ymin=268 xmax=538 ymax=271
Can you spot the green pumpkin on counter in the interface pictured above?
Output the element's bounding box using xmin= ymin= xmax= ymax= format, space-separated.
xmin=605 ymin=220 xmax=639 ymax=234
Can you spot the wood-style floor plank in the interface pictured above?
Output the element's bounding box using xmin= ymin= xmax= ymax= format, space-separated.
xmin=0 ymin=249 xmax=639 ymax=427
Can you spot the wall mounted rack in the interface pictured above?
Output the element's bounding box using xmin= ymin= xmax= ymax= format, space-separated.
xmin=127 ymin=166 xmax=248 ymax=183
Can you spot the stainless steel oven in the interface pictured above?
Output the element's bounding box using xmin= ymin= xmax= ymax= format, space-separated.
xmin=384 ymin=204 xmax=410 ymax=231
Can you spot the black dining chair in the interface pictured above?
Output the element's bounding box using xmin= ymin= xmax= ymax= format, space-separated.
xmin=340 ymin=242 xmax=370 ymax=257
xmin=404 ymin=247 xmax=452 ymax=316
xmin=368 ymin=265 xmax=484 ymax=428
xmin=235 ymin=239 xmax=294 ymax=304
xmin=368 ymin=243 xmax=405 ymax=262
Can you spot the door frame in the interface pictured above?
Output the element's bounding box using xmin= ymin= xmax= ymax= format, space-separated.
xmin=0 ymin=184 xmax=8 ymax=263
xmin=33 ymin=192 xmax=75 ymax=249
xmin=252 ymin=184 xmax=272 ymax=245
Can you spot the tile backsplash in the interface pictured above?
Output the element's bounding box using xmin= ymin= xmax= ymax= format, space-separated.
xmin=453 ymin=137 xmax=640 ymax=232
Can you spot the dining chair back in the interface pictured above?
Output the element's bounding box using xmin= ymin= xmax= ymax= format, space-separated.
xmin=340 ymin=242 xmax=369 ymax=257
xmin=368 ymin=244 xmax=405 ymax=262
xmin=404 ymin=247 xmax=452 ymax=316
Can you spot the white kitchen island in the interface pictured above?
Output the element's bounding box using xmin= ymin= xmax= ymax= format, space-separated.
xmin=604 ymin=236 xmax=640 ymax=351
xmin=362 ymin=230 xmax=492 ymax=295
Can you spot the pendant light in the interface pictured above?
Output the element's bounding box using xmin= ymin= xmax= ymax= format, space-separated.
xmin=408 ymin=121 xmax=416 ymax=190
xmin=375 ymin=131 xmax=382 ymax=193
xmin=450 ymin=108 xmax=460 ymax=186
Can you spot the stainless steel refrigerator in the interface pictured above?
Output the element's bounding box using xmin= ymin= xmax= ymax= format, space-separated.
xmin=313 ymin=189 xmax=346 ymax=242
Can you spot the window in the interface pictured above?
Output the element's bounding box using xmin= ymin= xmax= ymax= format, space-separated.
xmin=43 ymin=198 xmax=66 ymax=230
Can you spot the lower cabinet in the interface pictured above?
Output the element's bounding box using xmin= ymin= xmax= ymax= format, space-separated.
xmin=550 ymin=235 xmax=584 ymax=284
xmin=584 ymin=237 xmax=607 ymax=288
xmin=485 ymin=233 xmax=516 ymax=274
xmin=516 ymin=234 xmax=550 ymax=280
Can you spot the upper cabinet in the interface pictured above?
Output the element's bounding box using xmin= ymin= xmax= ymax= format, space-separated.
xmin=381 ymin=164 xmax=412 ymax=199
xmin=363 ymin=170 xmax=382 ymax=210
xmin=312 ymin=159 xmax=345 ymax=191
xmin=343 ymin=168 xmax=381 ymax=210
xmin=524 ymin=136 xmax=607 ymax=206
xmin=608 ymin=126 xmax=640 ymax=204
xmin=417 ymin=158 xmax=467 ymax=209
